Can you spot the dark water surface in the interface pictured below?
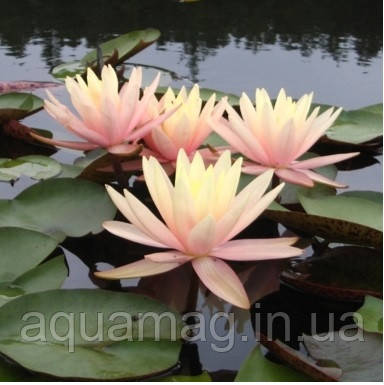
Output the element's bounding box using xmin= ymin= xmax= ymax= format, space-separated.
xmin=0 ymin=0 xmax=382 ymax=376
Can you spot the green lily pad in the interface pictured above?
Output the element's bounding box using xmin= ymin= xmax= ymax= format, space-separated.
xmin=0 ymin=227 xmax=58 ymax=282
xmin=0 ymin=155 xmax=61 ymax=182
xmin=0 ymin=227 xmax=67 ymax=307
xmin=327 ymin=104 xmax=383 ymax=144
xmin=0 ymin=93 xmax=43 ymax=123
xmin=0 ymin=289 xmax=182 ymax=380
xmin=52 ymin=29 xmax=160 ymax=81
xmin=303 ymin=329 xmax=383 ymax=382
xmin=51 ymin=61 xmax=87 ymax=81
xmin=298 ymin=190 xmax=382 ymax=232
xmin=0 ymin=178 xmax=116 ymax=241
xmin=235 ymin=345 xmax=311 ymax=382
xmin=0 ymin=255 xmax=68 ymax=307
xmin=354 ymin=296 xmax=383 ymax=334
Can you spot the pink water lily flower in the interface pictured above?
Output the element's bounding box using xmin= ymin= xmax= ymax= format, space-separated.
xmin=143 ymin=85 xmax=223 ymax=163
xmin=212 ymin=89 xmax=359 ymax=187
xmin=31 ymin=65 xmax=176 ymax=155
xmin=95 ymin=150 xmax=303 ymax=309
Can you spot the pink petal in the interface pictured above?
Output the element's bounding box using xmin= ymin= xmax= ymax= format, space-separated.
xmin=105 ymin=186 xmax=183 ymax=250
xmin=291 ymin=152 xmax=360 ymax=170
xmin=210 ymin=118 xmax=255 ymax=160
xmin=146 ymin=127 xmax=179 ymax=160
xmin=145 ymin=251 xmax=193 ymax=263
xmin=242 ymin=162 xmax=271 ymax=175
xmin=275 ymin=168 xmax=314 ymax=187
xmin=94 ymin=258 xmax=181 ymax=280
xmin=30 ymin=132 xmax=99 ymax=151
xmin=299 ymin=169 xmax=348 ymax=188
xmin=224 ymin=179 xmax=284 ymax=241
xmin=107 ymin=143 xmax=142 ymax=156
xmin=211 ymin=238 xmax=302 ymax=261
xmin=192 ymin=256 xmax=250 ymax=309
xmin=129 ymin=105 xmax=180 ymax=142
xmin=187 ymin=215 xmax=216 ymax=256
xmin=125 ymin=72 xmax=161 ymax=134
xmin=103 ymin=221 xmax=169 ymax=248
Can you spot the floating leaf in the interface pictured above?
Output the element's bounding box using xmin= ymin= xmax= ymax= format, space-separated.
xmin=13 ymin=255 xmax=68 ymax=295
xmin=281 ymin=246 xmax=382 ymax=301
xmin=299 ymin=190 xmax=382 ymax=232
xmin=264 ymin=207 xmax=382 ymax=248
xmin=235 ymin=345 xmax=311 ymax=381
xmin=0 ymin=289 xmax=182 ymax=380
xmin=51 ymin=61 xmax=87 ymax=81
xmin=0 ymin=178 xmax=116 ymax=241
xmin=0 ymin=93 xmax=43 ymax=123
xmin=303 ymin=329 xmax=383 ymax=382
xmin=52 ymin=29 xmax=161 ymax=80
xmin=0 ymin=227 xmax=67 ymax=307
xmin=0 ymin=81 xmax=60 ymax=93
xmin=0 ymin=227 xmax=58 ymax=282
xmin=258 ymin=336 xmax=341 ymax=381
xmin=354 ymin=296 xmax=383 ymax=334
xmin=0 ymin=155 xmax=61 ymax=182
xmin=327 ymin=105 xmax=383 ymax=144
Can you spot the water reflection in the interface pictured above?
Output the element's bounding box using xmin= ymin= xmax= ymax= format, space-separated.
xmin=1 ymin=0 xmax=381 ymax=71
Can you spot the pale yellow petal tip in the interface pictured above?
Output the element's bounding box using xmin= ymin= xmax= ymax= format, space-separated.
xmin=94 ymin=270 xmax=121 ymax=280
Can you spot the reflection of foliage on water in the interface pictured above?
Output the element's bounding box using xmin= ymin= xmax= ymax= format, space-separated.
xmin=0 ymin=0 xmax=381 ymax=78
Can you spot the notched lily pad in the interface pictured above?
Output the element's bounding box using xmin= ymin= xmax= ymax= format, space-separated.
xmin=0 ymin=93 xmax=43 ymax=123
xmin=0 ymin=289 xmax=183 ymax=380
xmin=0 ymin=155 xmax=61 ymax=182
xmin=327 ymin=104 xmax=383 ymax=145
xmin=0 ymin=178 xmax=116 ymax=241
xmin=0 ymin=227 xmax=67 ymax=307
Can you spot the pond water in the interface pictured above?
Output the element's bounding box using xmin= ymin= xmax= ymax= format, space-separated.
xmin=0 ymin=0 xmax=382 ymax=379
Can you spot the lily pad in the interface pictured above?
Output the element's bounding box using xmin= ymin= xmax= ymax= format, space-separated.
xmin=327 ymin=105 xmax=383 ymax=144
xmin=235 ymin=345 xmax=311 ymax=381
xmin=0 ymin=289 xmax=183 ymax=380
xmin=52 ymin=29 xmax=160 ymax=81
xmin=0 ymin=227 xmax=58 ymax=282
xmin=0 ymin=178 xmax=116 ymax=241
xmin=354 ymin=296 xmax=383 ymax=334
xmin=298 ymin=190 xmax=382 ymax=232
xmin=281 ymin=246 xmax=382 ymax=301
xmin=0 ymin=93 xmax=43 ymax=123
xmin=0 ymin=155 xmax=61 ymax=182
xmin=258 ymin=336 xmax=341 ymax=381
xmin=0 ymin=227 xmax=67 ymax=307
xmin=303 ymin=329 xmax=383 ymax=382
xmin=264 ymin=200 xmax=382 ymax=248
